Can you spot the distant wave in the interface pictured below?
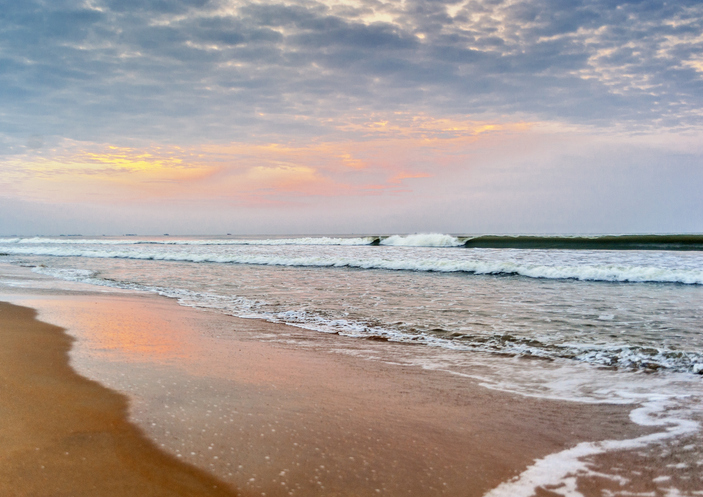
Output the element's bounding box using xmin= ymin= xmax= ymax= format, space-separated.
xmin=0 ymin=233 xmax=461 ymax=247
xmin=380 ymin=234 xmax=463 ymax=247
xmin=28 ymin=266 xmax=703 ymax=373
xmin=0 ymin=236 xmax=376 ymax=246
xmin=4 ymin=246 xmax=702 ymax=284
xmin=2 ymin=233 xmax=702 ymax=250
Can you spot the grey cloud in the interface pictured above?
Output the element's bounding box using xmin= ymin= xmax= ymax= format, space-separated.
xmin=191 ymin=19 xmax=280 ymax=46
xmin=239 ymin=3 xmax=331 ymax=29
xmin=290 ymin=24 xmax=418 ymax=51
xmin=1 ymin=0 xmax=702 ymax=148
xmin=103 ymin=0 xmax=214 ymax=14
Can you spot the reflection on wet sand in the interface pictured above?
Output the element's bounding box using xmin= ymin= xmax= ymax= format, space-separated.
xmin=0 ymin=301 xmax=237 ymax=497
xmin=11 ymin=292 xmax=648 ymax=497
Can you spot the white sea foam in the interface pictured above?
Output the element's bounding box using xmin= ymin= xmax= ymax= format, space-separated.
xmin=5 ymin=245 xmax=702 ymax=284
xmin=380 ymin=233 xmax=463 ymax=247
xmin=484 ymin=399 xmax=700 ymax=497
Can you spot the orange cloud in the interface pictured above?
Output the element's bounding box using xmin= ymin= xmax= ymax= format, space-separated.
xmin=6 ymin=114 xmax=533 ymax=206
xmin=7 ymin=142 xmax=219 ymax=202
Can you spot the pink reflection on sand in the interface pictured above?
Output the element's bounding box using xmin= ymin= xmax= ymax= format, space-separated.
xmin=31 ymin=296 xmax=194 ymax=363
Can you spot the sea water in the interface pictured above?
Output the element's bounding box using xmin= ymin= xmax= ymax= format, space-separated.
xmin=1 ymin=233 xmax=702 ymax=495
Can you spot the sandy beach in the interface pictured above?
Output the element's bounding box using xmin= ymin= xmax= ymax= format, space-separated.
xmin=0 ymin=264 xmax=668 ymax=497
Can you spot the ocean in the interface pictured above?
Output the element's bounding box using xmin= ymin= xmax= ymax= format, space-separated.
xmin=1 ymin=233 xmax=702 ymax=495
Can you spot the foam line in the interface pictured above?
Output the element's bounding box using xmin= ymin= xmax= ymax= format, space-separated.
xmin=484 ymin=400 xmax=700 ymax=497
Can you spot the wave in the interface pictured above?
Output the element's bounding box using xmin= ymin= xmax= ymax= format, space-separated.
xmin=0 ymin=236 xmax=377 ymax=246
xmin=28 ymin=266 xmax=703 ymax=373
xmin=452 ymin=332 xmax=703 ymax=373
xmin=461 ymin=234 xmax=703 ymax=251
xmin=5 ymin=245 xmax=702 ymax=284
xmin=380 ymin=234 xmax=463 ymax=247
xmin=4 ymin=233 xmax=702 ymax=249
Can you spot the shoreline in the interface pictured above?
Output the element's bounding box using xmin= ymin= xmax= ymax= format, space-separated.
xmin=0 ymin=301 xmax=238 ymax=496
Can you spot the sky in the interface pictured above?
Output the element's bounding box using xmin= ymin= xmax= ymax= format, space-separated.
xmin=1 ymin=0 xmax=702 ymax=235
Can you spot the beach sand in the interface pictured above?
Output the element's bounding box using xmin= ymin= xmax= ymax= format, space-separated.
xmin=0 ymin=301 xmax=236 ymax=497
xmin=0 ymin=269 xmax=656 ymax=496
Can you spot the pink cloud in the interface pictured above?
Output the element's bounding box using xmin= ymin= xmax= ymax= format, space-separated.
xmin=6 ymin=116 xmax=534 ymax=207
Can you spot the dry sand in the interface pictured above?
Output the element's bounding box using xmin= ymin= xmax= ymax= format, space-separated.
xmin=0 ymin=285 xmax=653 ymax=497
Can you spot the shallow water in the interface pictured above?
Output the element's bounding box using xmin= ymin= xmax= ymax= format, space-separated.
xmin=2 ymin=234 xmax=702 ymax=373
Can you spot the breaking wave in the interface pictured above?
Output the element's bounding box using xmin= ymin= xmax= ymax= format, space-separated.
xmin=380 ymin=234 xmax=463 ymax=247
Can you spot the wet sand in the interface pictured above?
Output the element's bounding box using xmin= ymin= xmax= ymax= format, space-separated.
xmin=0 ymin=281 xmax=654 ymax=497
xmin=0 ymin=301 xmax=237 ymax=496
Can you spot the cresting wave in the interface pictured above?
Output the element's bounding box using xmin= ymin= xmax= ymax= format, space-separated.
xmin=461 ymin=234 xmax=703 ymax=251
xmin=380 ymin=233 xmax=463 ymax=247
xmin=0 ymin=233 xmax=463 ymax=247
xmin=3 ymin=245 xmax=702 ymax=284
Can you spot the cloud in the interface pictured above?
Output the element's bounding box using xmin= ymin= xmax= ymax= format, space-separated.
xmin=2 ymin=115 xmax=529 ymax=206
xmin=1 ymin=0 xmax=702 ymax=152
xmin=1 ymin=0 xmax=702 ymax=235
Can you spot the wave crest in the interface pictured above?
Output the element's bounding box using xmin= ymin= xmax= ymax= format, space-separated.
xmin=380 ymin=234 xmax=462 ymax=247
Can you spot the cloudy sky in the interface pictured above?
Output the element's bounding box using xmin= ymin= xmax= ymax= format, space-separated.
xmin=1 ymin=0 xmax=702 ymax=235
